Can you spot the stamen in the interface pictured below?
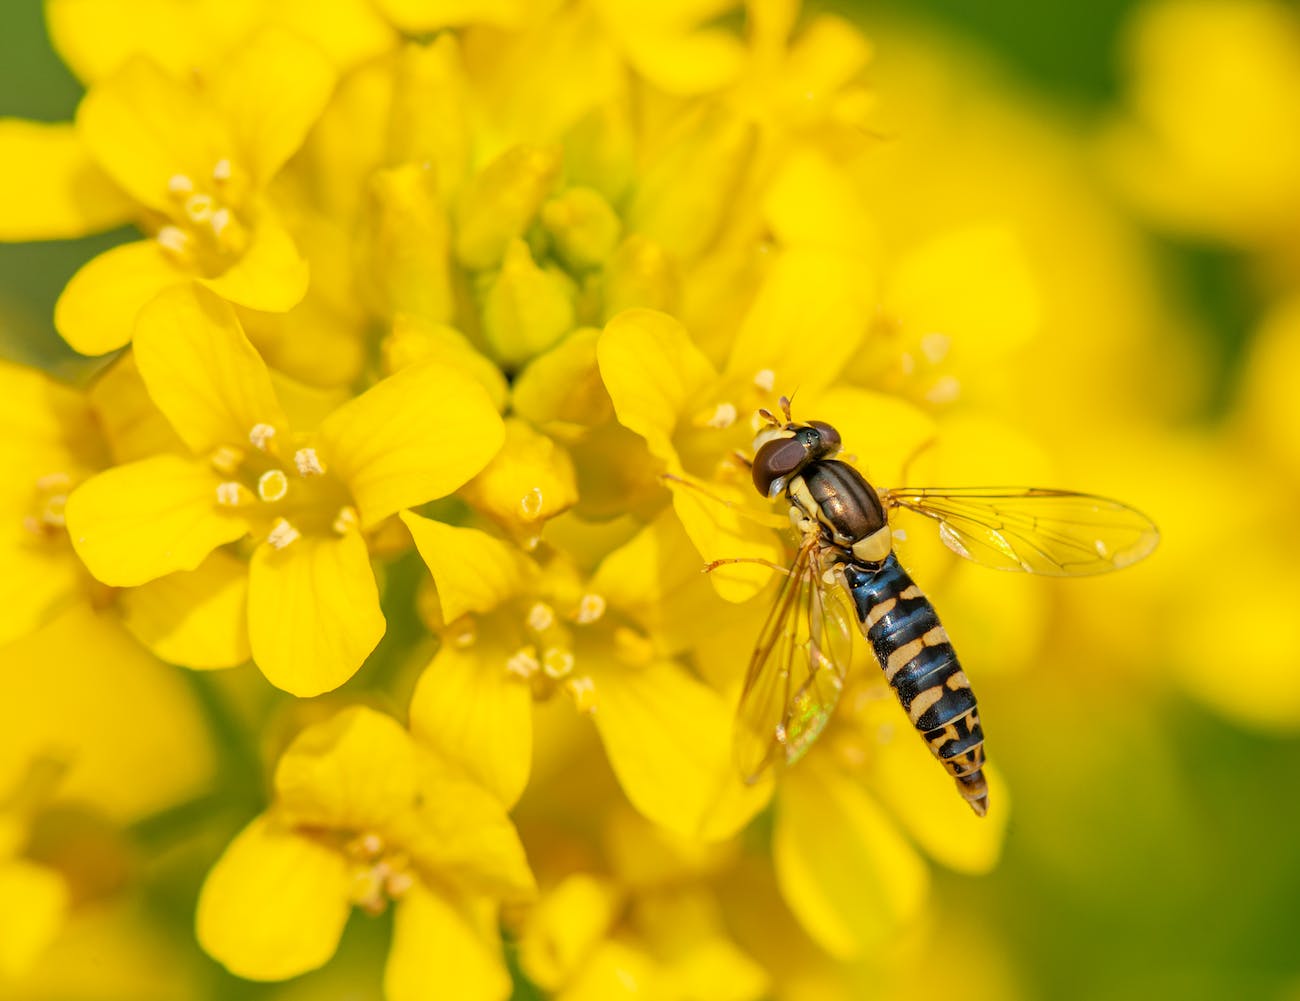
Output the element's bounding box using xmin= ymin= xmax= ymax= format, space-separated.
xmin=542 ymin=647 xmax=575 ymax=679
xmin=892 ymin=528 xmax=908 ymax=542
xmin=448 ymin=619 xmax=477 ymax=648
xmin=386 ymin=871 xmax=414 ymax=898
xmin=612 ymin=627 xmax=653 ymax=665
xmin=212 ymin=158 xmax=233 ymax=182
xmin=167 ymin=174 xmax=194 ymax=195
xmin=294 ymin=448 xmax=325 ymax=476
xmin=920 ymin=332 xmax=950 ymax=364
xmin=184 ymin=193 xmax=215 ymax=223
xmin=248 ymin=423 xmax=276 ymax=451
xmin=332 ymin=506 xmax=359 ymax=535
xmin=564 ymin=675 xmax=597 ymax=713
xmin=215 ymin=481 xmax=253 ymax=506
xmin=574 ymin=593 xmax=606 ymax=625
xmin=210 ymin=444 xmax=245 ymax=475
xmin=157 ymin=225 xmax=191 ymax=256
xmin=257 ymin=469 xmax=289 ymax=502
xmin=925 ymin=375 xmax=961 ymax=405
xmin=706 ymin=402 xmax=737 ymax=429
xmin=753 ymin=368 xmax=776 ymax=392
xmin=519 ymin=487 xmax=545 ymax=520
xmin=41 ymin=494 xmax=67 ymax=527
xmin=505 ymin=646 xmax=541 ymax=680
xmin=35 ymin=472 xmax=72 ymax=491
xmin=210 ymin=207 xmax=232 ymax=238
xmin=358 ymin=833 xmax=384 ymax=857
xmin=267 ymin=517 xmax=301 ymax=550
xmin=526 ymin=602 xmax=555 ymax=632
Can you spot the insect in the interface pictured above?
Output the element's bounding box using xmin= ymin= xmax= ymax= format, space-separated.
xmin=720 ymin=398 xmax=1159 ymax=816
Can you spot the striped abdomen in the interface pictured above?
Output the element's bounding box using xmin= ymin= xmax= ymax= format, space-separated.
xmin=842 ymin=555 xmax=989 ymax=816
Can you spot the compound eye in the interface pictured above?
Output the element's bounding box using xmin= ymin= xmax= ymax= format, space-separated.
xmin=752 ymin=435 xmax=811 ymax=498
xmin=807 ymin=421 xmax=841 ymax=453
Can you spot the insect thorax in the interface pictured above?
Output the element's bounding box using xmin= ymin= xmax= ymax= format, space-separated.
xmin=788 ymin=459 xmax=892 ymax=564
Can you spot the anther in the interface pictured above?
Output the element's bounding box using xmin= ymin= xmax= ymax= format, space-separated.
xmin=920 ymin=332 xmax=950 ymax=364
xmin=267 ymin=517 xmax=301 ymax=550
xmin=564 ymin=676 xmax=597 ymax=713
xmin=574 ymin=593 xmax=606 ymax=625
xmin=215 ymin=481 xmax=253 ymax=506
xmin=386 ymin=871 xmax=414 ymax=898
xmin=706 ymin=402 xmax=737 ymax=429
xmin=210 ymin=444 xmax=244 ymax=475
xmin=210 ymin=207 xmax=232 ymax=238
xmin=248 ymin=423 xmax=276 ymax=451
xmin=526 ymin=602 xmax=555 ymax=632
xmin=753 ymin=369 xmax=776 ymax=392
xmin=505 ymin=647 xmax=541 ymax=680
xmin=35 ymin=472 xmax=72 ymax=491
xmin=157 ymin=225 xmax=191 ymax=256
xmin=167 ymin=174 xmax=194 ymax=195
xmin=294 ymin=448 xmax=325 ymax=476
xmin=332 ymin=506 xmax=359 ymax=535
xmin=257 ymin=469 xmax=289 ymax=502
xmin=519 ymin=487 xmax=545 ymax=520
xmin=212 ymin=158 xmax=233 ymax=182
xmin=358 ymin=832 xmax=384 ymax=857
xmin=925 ymin=376 xmax=961 ymax=405
xmin=542 ymin=647 xmax=575 ymax=679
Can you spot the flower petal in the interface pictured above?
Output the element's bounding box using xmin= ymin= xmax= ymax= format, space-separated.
xmin=386 ymin=886 xmax=510 ymax=1001
xmin=518 ymin=875 xmax=620 ymax=991
xmin=0 ymin=539 xmax=83 ymax=649
xmin=318 ymin=361 xmax=505 ymax=528
xmin=460 ymin=419 xmax=579 ymax=539
xmin=198 ymin=216 xmax=310 ymax=313
xmin=64 ymin=455 xmax=249 ymax=587
xmin=119 ymin=548 xmax=250 ymax=669
xmin=86 ymin=353 xmax=188 ymax=464
xmin=669 ymin=482 xmax=782 ymax=603
xmin=0 ymin=119 xmax=132 ymax=239
xmin=400 ymin=512 xmax=532 ymax=622
xmin=589 ymin=659 xmax=771 ymax=840
xmin=247 ymin=532 xmax=385 ymax=696
xmin=75 ymin=55 xmax=232 ymax=212
xmin=408 ymin=643 xmax=533 ymax=807
xmin=53 ymin=240 xmax=188 ymax=356
xmin=274 ymin=706 xmax=417 ymax=832
xmin=0 ymin=860 xmax=68 ymax=978
xmin=196 ymin=815 xmax=352 ymax=982
xmin=596 ymin=309 xmax=716 ymax=463
xmin=133 ymin=284 xmax=286 ymax=454
xmin=773 ymin=761 xmax=928 ymax=958
xmin=209 ymin=26 xmax=337 ymax=186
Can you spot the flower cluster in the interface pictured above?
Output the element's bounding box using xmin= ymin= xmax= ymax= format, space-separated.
xmin=0 ymin=0 xmax=1217 ymax=997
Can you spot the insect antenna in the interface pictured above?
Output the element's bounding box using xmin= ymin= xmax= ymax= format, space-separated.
xmin=702 ymin=556 xmax=794 ymax=576
xmin=660 ymin=473 xmax=787 ymax=529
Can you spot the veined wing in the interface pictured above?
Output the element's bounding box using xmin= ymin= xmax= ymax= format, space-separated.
xmin=881 ymin=487 xmax=1159 ymax=577
xmin=733 ymin=541 xmax=854 ymax=783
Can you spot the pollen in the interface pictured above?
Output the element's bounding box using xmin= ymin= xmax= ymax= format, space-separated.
xmin=267 ymin=517 xmax=301 ymax=550
xmin=167 ymin=173 xmax=194 ymax=195
xmin=212 ymin=158 xmax=233 ymax=182
xmin=505 ymin=646 xmax=541 ymax=680
xmin=156 ymin=225 xmax=191 ymax=257
xmin=257 ymin=469 xmax=289 ymax=502
xmin=925 ymin=375 xmax=961 ymax=405
xmin=332 ymin=506 xmax=359 ymax=535
xmin=564 ymin=675 xmax=597 ymax=713
xmin=294 ymin=447 xmax=325 ymax=476
xmin=519 ymin=487 xmax=545 ymax=520
xmin=215 ymin=481 xmax=253 ymax=506
xmin=920 ymin=332 xmax=951 ymax=364
xmin=753 ymin=368 xmax=776 ymax=392
xmin=210 ymin=444 xmax=245 ymax=475
xmin=574 ymin=593 xmax=606 ymax=625
xmin=526 ymin=602 xmax=556 ymax=632
xmin=541 ymin=647 xmax=575 ymax=679
xmin=210 ymin=207 xmax=232 ymax=238
xmin=248 ymin=423 xmax=277 ymax=451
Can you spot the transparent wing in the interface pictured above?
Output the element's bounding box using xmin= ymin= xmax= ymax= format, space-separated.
xmin=881 ymin=487 xmax=1160 ymax=576
xmin=733 ymin=542 xmax=854 ymax=783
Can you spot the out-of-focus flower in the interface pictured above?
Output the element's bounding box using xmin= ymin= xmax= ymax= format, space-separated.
xmin=64 ymin=284 xmax=504 ymax=695
xmin=198 ymin=705 xmax=534 ymax=999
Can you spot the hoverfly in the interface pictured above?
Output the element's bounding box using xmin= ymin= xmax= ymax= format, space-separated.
xmin=720 ymin=398 xmax=1159 ymax=816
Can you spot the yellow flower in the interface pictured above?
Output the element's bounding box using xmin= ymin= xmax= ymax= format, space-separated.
xmin=404 ymin=510 xmax=769 ymax=838
xmin=64 ymin=284 xmax=504 ymax=695
xmin=197 ymin=705 xmax=534 ymax=1000
xmin=0 ymin=27 xmax=337 ymax=355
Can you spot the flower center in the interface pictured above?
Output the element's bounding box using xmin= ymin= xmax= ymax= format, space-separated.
xmin=343 ymin=832 xmax=415 ymax=917
xmin=22 ymin=471 xmax=75 ymax=539
xmin=155 ymin=158 xmax=251 ymax=274
xmin=499 ymin=590 xmax=608 ymax=713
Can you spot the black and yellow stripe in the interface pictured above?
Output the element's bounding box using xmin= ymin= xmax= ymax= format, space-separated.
xmin=843 ymin=556 xmax=988 ymax=816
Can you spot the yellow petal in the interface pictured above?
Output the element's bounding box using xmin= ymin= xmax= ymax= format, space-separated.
xmin=384 ymin=315 xmax=508 ymax=411
xmin=86 ymin=352 xmax=188 ymax=463
xmin=725 ymin=248 xmax=872 ymax=391
xmin=198 ymin=216 xmax=310 ymax=313
xmin=64 ymin=455 xmax=249 ymax=586
xmin=596 ymin=309 xmax=716 ymax=463
xmin=660 ymin=935 xmax=769 ymax=1001
xmin=762 ymin=148 xmax=874 ymax=253
xmin=400 ymin=512 xmax=532 ymax=622
xmin=461 ymin=419 xmax=579 ymax=539
xmin=76 ymin=56 xmax=232 ymax=211
xmin=274 ymin=705 xmax=417 ymax=831
xmin=196 ymin=815 xmax=351 ymax=981
xmin=247 ymin=532 xmax=385 ymax=696
xmin=133 ymin=284 xmax=286 ymax=454
xmin=669 ymin=481 xmax=782 ymax=603
xmin=0 ymin=860 xmax=68 ymax=978
xmin=358 ymin=163 xmax=454 ymax=324
xmin=560 ymin=940 xmax=656 ymax=1001
xmin=799 ymin=385 xmax=936 ymax=486
xmin=318 ymin=361 xmax=505 ymax=528
xmin=481 ymin=238 xmax=576 ymax=368
xmin=620 ymin=28 xmax=746 ymax=95
xmin=0 ymin=602 xmax=217 ymax=822
xmin=53 ymin=240 xmax=188 ymax=356
xmin=408 ymin=643 xmax=533 ymax=807
xmin=518 ymin=874 xmax=620 ymax=991
xmin=454 ymin=144 xmax=561 ymax=270
xmin=209 ymin=26 xmax=337 ymax=186
xmin=386 ymin=886 xmax=510 ymax=1001
xmin=511 ymin=327 xmax=613 ymax=436
xmin=0 ymin=538 xmax=83 ymax=649
xmin=119 ymin=548 xmax=250 ymax=669
xmin=773 ymin=761 xmax=928 ymax=958
xmin=589 ymin=659 xmax=771 ymax=840
xmin=402 ymin=756 xmax=536 ymax=900
xmin=0 ymin=119 xmax=132 ymax=239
